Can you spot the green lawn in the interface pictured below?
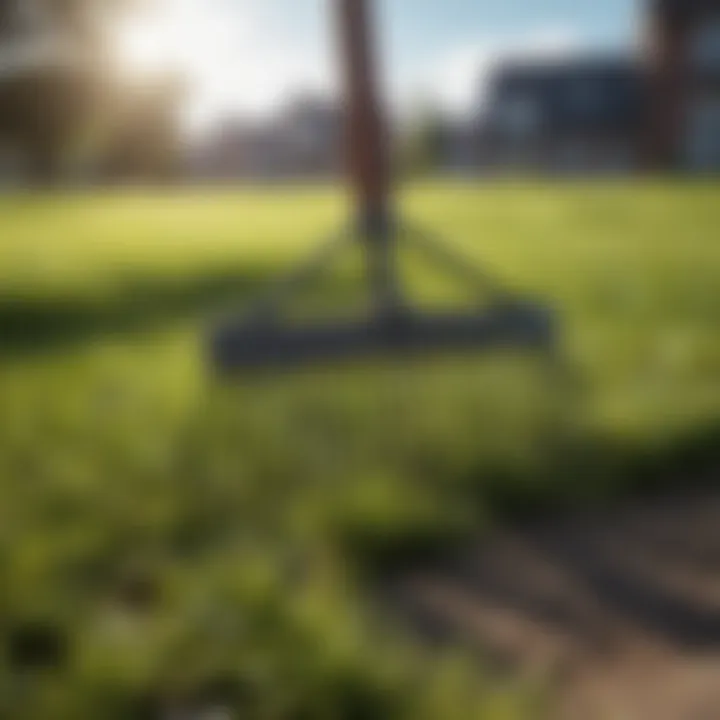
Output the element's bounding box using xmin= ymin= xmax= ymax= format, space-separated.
xmin=1 ymin=181 xmax=719 ymax=718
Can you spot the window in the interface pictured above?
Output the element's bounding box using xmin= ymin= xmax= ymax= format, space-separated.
xmin=684 ymin=94 xmax=720 ymax=170
xmin=567 ymin=80 xmax=603 ymax=115
xmin=495 ymin=94 xmax=541 ymax=138
xmin=691 ymin=18 xmax=720 ymax=71
xmin=556 ymin=139 xmax=589 ymax=171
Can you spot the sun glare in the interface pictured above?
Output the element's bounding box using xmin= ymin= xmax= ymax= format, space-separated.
xmin=115 ymin=0 xmax=204 ymax=76
xmin=114 ymin=0 xmax=257 ymax=131
xmin=113 ymin=0 xmax=331 ymax=134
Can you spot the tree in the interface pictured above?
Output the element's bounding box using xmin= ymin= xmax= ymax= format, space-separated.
xmin=0 ymin=69 xmax=94 ymax=183
xmin=0 ymin=0 xmax=182 ymax=185
xmin=0 ymin=0 xmax=109 ymax=182
xmin=99 ymin=73 xmax=186 ymax=181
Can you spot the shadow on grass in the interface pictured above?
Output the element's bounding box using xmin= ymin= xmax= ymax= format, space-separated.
xmin=351 ymin=420 xmax=720 ymax=577
xmin=0 ymin=265 xmax=273 ymax=358
xmin=480 ymin=419 xmax=720 ymax=521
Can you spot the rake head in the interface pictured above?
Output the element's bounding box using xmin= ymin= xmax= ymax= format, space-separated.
xmin=212 ymin=301 xmax=555 ymax=374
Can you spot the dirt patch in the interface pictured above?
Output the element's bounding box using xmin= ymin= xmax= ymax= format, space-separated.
xmin=388 ymin=484 xmax=720 ymax=719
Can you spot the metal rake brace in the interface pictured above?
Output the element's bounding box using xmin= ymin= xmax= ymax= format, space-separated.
xmin=211 ymin=0 xmax=555 ymax=373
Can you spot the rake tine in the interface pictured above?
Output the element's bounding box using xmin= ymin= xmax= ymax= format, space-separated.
xmin=244 ymin=226 xmax=354 ymax=323
xmin=401 ymin=221 xmax=511 ymax=302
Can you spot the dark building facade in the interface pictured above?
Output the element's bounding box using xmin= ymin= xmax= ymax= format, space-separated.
xmin=478 ymin=58 xmax=644 ymax=173
xmin=478 ymin=0 xmax=720 ymax=173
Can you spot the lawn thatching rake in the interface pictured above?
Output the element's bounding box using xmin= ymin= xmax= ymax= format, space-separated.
xmin=211 ymin=0 xmax=556 ymax=373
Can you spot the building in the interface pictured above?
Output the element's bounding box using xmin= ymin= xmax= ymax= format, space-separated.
xmin=478 ymin=58 xmax=644 ymax=174
xmin=190 ymin=96 xmax=344 ymax=182
xmin=190 ymin=120 xmax=285 ymax=181
xmin=476 ymin=0 xmax=720 ymax=174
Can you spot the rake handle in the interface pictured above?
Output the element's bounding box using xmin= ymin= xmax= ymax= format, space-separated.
xmin=337 ymin=0 xmax=399 ymax=313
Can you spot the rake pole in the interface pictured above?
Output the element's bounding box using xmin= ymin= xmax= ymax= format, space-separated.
xmin=337 ymin=0 xmax=401 ymax=318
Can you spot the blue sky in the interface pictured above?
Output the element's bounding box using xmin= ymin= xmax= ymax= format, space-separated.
xmin=117 ymin=0 xmax=640 ymax=130
xmin=264 ymin=0 xmax=638 ymax=77
xmin=381 ymin=0 xmax=637 ymax=68
xmin=263 ymin=0 xmax=638 ymax=50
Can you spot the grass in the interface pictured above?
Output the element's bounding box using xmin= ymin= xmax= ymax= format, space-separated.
xmin=0 ymin=180 xmax=719 ymax=718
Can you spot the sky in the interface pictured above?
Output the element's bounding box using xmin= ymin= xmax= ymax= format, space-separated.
xmin=115 ymin=0 xmax=641 ymax=133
